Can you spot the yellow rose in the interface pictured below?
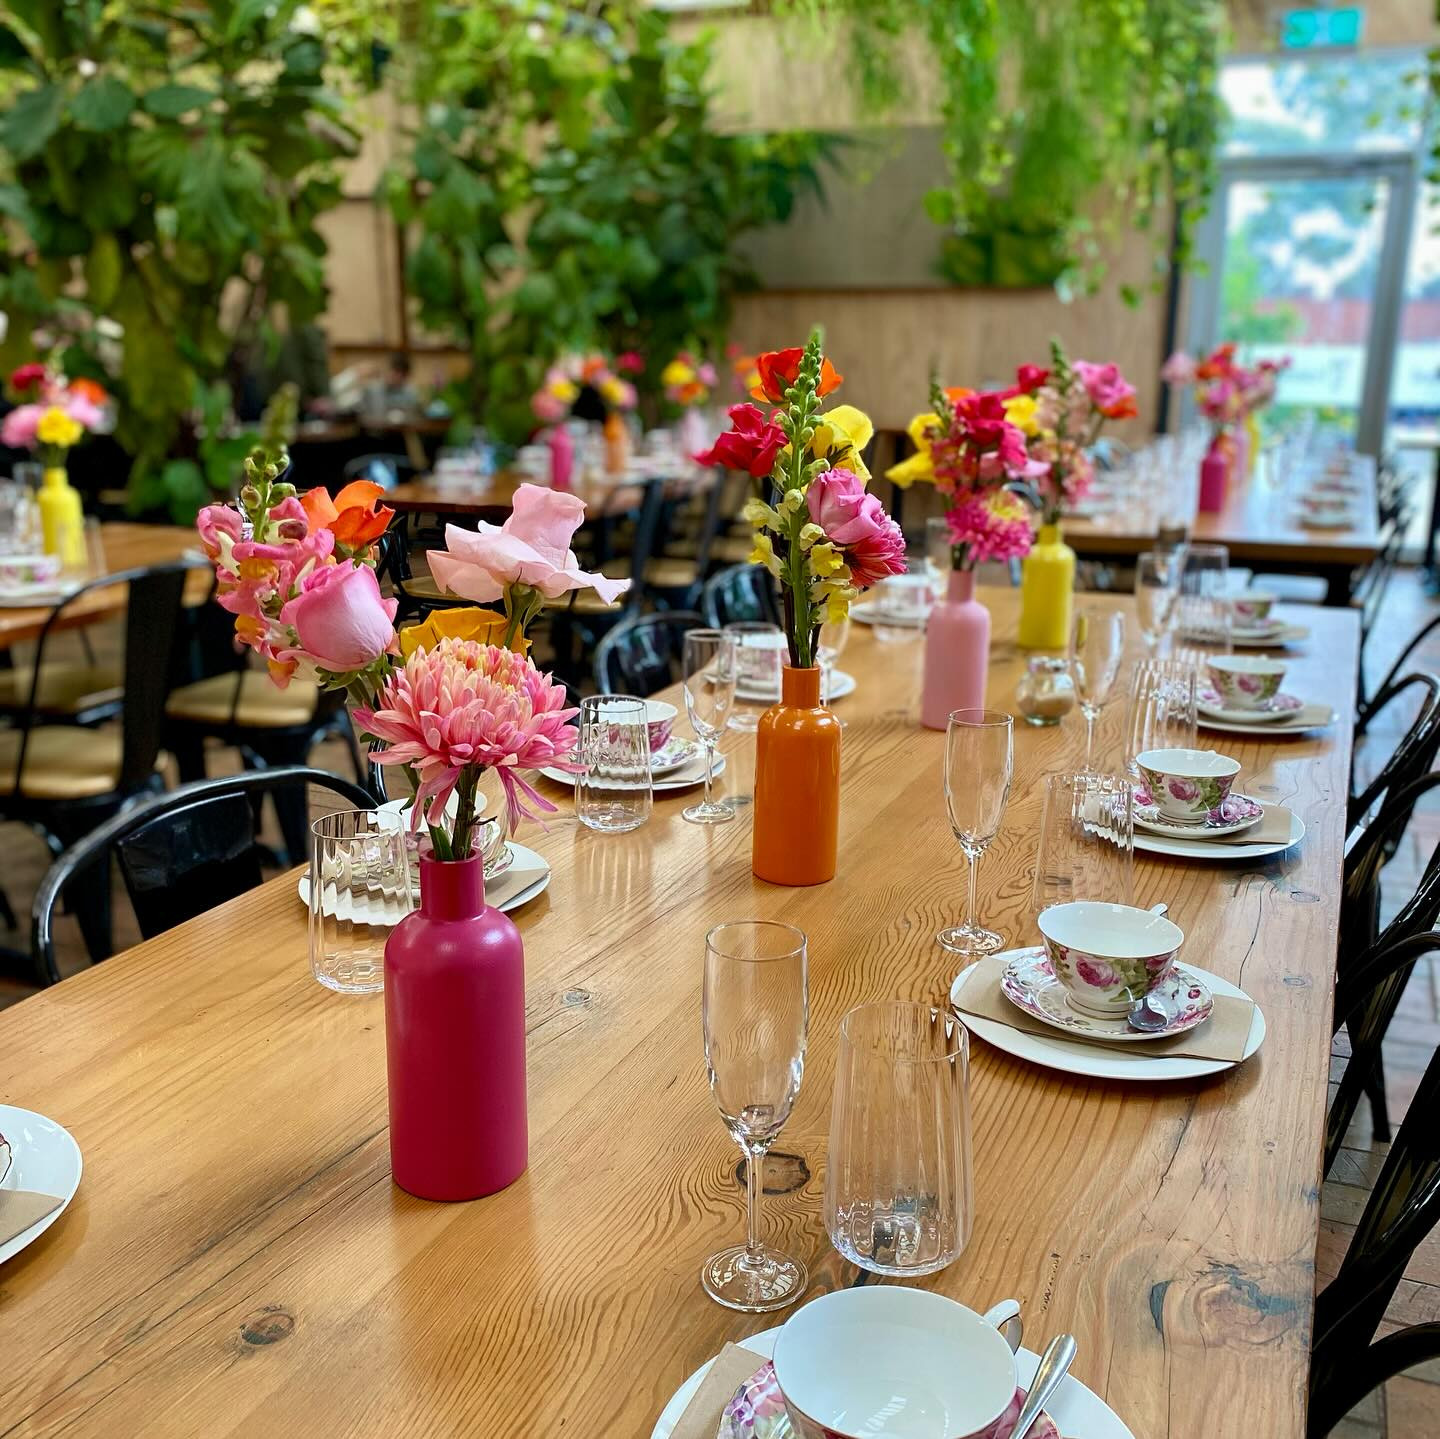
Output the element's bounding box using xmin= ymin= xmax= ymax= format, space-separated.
xmin=810 ymin=404 xmax=874 ymax=482
xmin=1003 ymin=394 xmax=1039 ymax=437
xmin=884 ymin=412 xmax=940 ymax=488
xmin=35 ymin=406 xmax=83 ymax=449
xmin=660 ymin=359 xmax=695 ymax=387
xmin=398 ymin=607 xmax=526 ymax=658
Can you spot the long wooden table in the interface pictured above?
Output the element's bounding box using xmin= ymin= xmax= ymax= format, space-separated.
xmin=1068 ymin=470 xmax=1380 ymax=604
xmin=0 ymin=590 xmax=1357 ymax=1437
xmin=0 ymin=523 xmax=206 ymax=651
xmin=388 ymin=467 xmax=702 ymax=518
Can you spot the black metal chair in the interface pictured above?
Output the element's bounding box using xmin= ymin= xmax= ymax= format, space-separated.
xmin=643 ymin=471 xmax=736 ymax=609
xmin=1347 ymin=672 xmax=1440 ymax=844
xmin=701 ymin=562 xmax=782 ymax=629
xmin=1359 ymin=611 xmax=1440 ymax=738
xmin=341 ymin=453 xmax=417 ymax=490
xmin=1311 ymin=933 xmax=1440 ymax=1433
xmin=593 ymin=610 xmax=704 ymax=696
xmin=30 ymin=766 xmax=374 ymax=984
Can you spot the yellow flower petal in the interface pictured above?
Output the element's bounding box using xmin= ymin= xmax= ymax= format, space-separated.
xmin=885 ymin=451 xmax=936 ymax=488
xmin=906 ymin=412 xmax=940 ymax=449
xmin=399 ymin=607 xmax=525 ymax=658
xmin=1003 ymin=394 xmax=1039 ymax=437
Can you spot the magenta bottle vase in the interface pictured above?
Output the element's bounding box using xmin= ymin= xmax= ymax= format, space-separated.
xmin=1198 ymin=438 xmax=1228 ymax=514
xmin=383 ymin=854 xmax=528 ymax=1201
xmin=547 ymin=425 xmax=575 ymax=490
xmin=921 ymin=569 xmax=990 ymax=731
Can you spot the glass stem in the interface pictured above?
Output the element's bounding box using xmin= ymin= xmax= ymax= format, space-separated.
xmin=1084 ymin=711 xmax=1096 ymax=770
xmin=965 ymin=847 xmax=980 ymax=930
xmin=744 ymin=1144 xmax=764 ymax=1260
xmin=702 ymin=739 xmax=714 ymax=808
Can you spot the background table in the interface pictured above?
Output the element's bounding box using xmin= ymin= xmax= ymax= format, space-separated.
xmin=0 ymin=591 xmax=1357 ymax=1437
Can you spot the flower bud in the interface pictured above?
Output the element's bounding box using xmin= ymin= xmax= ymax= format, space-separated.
xmin=276 ymin=517 xmax=308 ymax=541
xmin=239 ymin=483 xmax=261 ymax=509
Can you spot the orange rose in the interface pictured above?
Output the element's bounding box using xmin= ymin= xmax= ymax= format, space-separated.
xmin=301 ymin=479 xmax=396 ymax=552
xmin=750 ymin=347 xmax=843 ymax=404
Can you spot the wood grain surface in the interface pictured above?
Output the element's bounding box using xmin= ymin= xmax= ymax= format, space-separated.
xmin=0 ymin=588 xmax=1357 ymax=1438
xmin=387 ymin=468 xmax=702 ymax=518
xmin=0 ymin=524 xmax=206 ymax=651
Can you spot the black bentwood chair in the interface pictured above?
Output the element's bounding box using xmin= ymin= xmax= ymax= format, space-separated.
xmin=1346 ymin=672 xmax=1440 ymax=846
xmin=593 ymin=610 xmax=704 ymax=696
xmin=30 ymin=766 xmax=375 ymax=984
xmin=701 ymin=562 xmax=782 ymax=630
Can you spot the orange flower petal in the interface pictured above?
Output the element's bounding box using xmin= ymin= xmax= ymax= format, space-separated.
xmin=332 ymin=479 xmax=387 ymax=512
xmin=331 ymin=506 xmax=393 ymax=549
xmin=816 ymin=358 xmax=843 ymax=397
xmin=300 ymin=487 xmax=339 ymax=528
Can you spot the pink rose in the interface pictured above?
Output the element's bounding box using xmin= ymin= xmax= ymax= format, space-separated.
xmin=278 ymin=560 xmax=397 ymax=673
xmin=1161 ymin=351 xmax=1197 ymax=386
xmin=805 ymin=467 xmax=908 ymax=589
xmin=1073 ymin=360 xmax=1137 ymax=420
xmin=1073 ymin=955 xmax=1118 ymax=989
xmin=1144 ymin=953 xmax=1174 ymax=974
xmin=1 ymin=403 xmax=42 ymax=450
xmin=1166 ymin=777 xmax=1200 ymax=802
xmin=428 ymin=482 xmax=631 ymax=604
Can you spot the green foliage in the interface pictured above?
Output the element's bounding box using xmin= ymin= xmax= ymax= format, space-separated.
xmin=777 ymin=0 xmax=1224 ymax=298
xmin=386 ymin=3 xmax=830 ymax=442
xmin=0 ymin=1 xmax=355 ymax=519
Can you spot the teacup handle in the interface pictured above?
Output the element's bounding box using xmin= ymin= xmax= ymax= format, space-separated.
xmin=982 ymin=1298 xmax=1023 ymax=1353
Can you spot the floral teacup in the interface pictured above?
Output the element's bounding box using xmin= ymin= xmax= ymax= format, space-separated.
xmin=643 ymin=699 xmax=676 ymax=753
xmin=1038 ymin=900 xmax=1185 ymax=1018
xmin=1227 ymin=590 xmax=1275 ymax=627
xmin=1206 ymin=655 xmax=1286 ymax=710
xmin=1135 ymin=747 xmax=1241 ymax=824
xmin=771 ymin=1287 xmax=1023 ymax=1439
xmin=0 ymin=552 xmax=60 ymax=588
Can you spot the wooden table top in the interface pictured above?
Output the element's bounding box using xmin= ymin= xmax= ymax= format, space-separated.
xmin=1067 ymin=470 xmax=1380 ymax=567
xmin=0 ymin=523 xmax=206 ymax=651
xmin=0 ymin=589 xmax=1356 ymax=1437
xmin=388 ymin=467 xmax=701 ymax=517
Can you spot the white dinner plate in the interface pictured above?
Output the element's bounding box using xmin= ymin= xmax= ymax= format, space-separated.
xmin=0 ymin=582 xmax=80 ymax=608
xmin=735 ymin=670 xmax=856 ymax=703
xmin=537 ymin=752 xmax=727 ymax=794
xmin=850 ymin=606 xmax=925 ymax=628
xmin=0 ymin=1105 xmax=83 ymax=1266
xmin=1135 ymin=805 xmax=1305 ymax=861
xmin=1230 ymin=624 xmax=1309 ymax=650
xmin=1134 ymin=793 xmax=1263 ymax=841
xmin=1198 ymin=708 xmax=1335 ymax=738
xmin=298 ymin=843 xmax=550 ymax=917
xmin=652 ymin=1325 xmax=1136 ymax=1439
xmin=950 ymin=949 xmax=1265 ymax=1083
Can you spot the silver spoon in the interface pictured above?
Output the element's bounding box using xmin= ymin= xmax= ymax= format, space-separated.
xmin=1010 ymin=1333 xmax=1077 ymax=1438
xmin=1128 ymin=903 xmax=1172 ymax=1032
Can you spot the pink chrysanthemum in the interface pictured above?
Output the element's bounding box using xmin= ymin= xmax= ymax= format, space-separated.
xmin=352 ymin=639 xmax=581 ymax=834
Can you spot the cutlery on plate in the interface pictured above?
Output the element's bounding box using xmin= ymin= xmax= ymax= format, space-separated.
xmin=1010 ymin=1332 xmax=1077 ymax=1438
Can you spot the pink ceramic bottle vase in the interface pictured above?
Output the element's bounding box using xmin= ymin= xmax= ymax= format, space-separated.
xmin=921 ymin=567 xmax=991 ymax=731
xmin=384 ymin=853 xmax=528 ymax=1201
xmin=1198 ymin=432 xmax=1228 ymax=514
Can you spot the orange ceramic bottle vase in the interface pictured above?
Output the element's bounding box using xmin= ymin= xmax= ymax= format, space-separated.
xmin=752 ymin=665 xmax=841 ymax=886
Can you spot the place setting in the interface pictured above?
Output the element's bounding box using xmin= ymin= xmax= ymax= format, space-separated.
xmin=0 ymin=1104 xmax=83 ymax=1267
xmin=1197 ymin=655 xmax=1335 ymax=736
xmin=1223 ymin=590 xmax=1310 ymax=650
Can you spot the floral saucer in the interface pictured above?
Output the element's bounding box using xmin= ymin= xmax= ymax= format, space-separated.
xmin=1230 ymin=617 xmax=1285 ymax=640
xmin=1198 ymin=685 xmax=1304 ymax=723
xmin=720 ymin=1361 xmax=1059 ymax=1439
xmin=1001 ymin=950 xmax=1214 ymax=1043
xmin=649 ymin=736 xmax=699 ymax=776
xmin=1132 ymin=788 xmax=1264 ymax=840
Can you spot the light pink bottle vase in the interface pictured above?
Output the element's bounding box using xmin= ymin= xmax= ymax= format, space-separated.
xmin=921 ymin=568 xmax=990 ymax=731
xmin=384 ymin=853 xmax=527 ymax=1201
xmin=1198 ymin=435 xmax=1228 ymax=514
xmin=547 ymin=425 xmax=574 ymax=490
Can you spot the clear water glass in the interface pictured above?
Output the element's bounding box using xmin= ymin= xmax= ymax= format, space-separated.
xmin=1069 ymin=605 xmax=1128 ymax=771
xmin=938 ymin=708 xmax=1013 ymax=957
xmin=1123 ymin=659 xmax=1198 ymax=769
xmin=576 ymin=695 xmax=652 ymax=832
xmin=872 ymin=572 xmax=931 ymax=644
xmin=683 ymin=629 xmax=737 ymax=824
xmin=925 ymin=515 xmax=953 ymax=586
xmin=818 ymin=614 xmax=850 ymax=708
xmin=702 ymin=920 xmax=809 ymax=1312
xmin=1178 ymin=542 xmax=1232 ymax=650
xmin=723 ymin=621 xmax=784 ymax=732
xmin=826 ymin=1001 xmax=972 ymax=1277
xmin=309 ymin=809 xmax=412 ymax=994
xmin=1032 ymin=772 xmax=1135 ymax=919
xmin=1134 ymin=550 xmax=1180 ymax=655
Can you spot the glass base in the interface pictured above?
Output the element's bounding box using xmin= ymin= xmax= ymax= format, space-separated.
xmin=936 ymin=922 xmax=1005 ymax=956
xmin=683 ymin=799 xmax=734 ymax=824
xmin=700 ymin=1243 xmax=807 ymax=1313
xmin=727 ymin=712 xmax=760 ymax=732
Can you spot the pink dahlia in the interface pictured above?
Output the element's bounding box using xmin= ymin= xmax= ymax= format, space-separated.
xmin=352 ymin=639 xmax=581 ymax=836
xmin=945 ymin=491 xmax=1033 ymax=566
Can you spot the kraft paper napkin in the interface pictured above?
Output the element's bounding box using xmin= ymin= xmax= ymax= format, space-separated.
xmin=0 ymin=1187 xmax=62 ymax=1247
xmin=954 ymin=956 xmax=1255 ymax=1063
xmin=671 ymin=1342 xmax=773 ymax=1439
xmin=1209 ymin=804 xmax=1298 ymax=847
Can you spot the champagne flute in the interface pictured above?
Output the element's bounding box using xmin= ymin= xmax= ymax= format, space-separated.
xmin=938 ymin=709 xmax=1013 ymax=956
xmin=1069 ymin=606 xmax=1127 ymax=771
xmin=683 ymin=629 xmax=737 ymax=824
xmin=1134 ymin=550 xmax=1180 ymax=655
xmin=701 ymin=920 xmax=809 ymax=1312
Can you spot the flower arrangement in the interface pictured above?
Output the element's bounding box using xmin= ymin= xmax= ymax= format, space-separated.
xmin=886 ymin=376 xmax=1048 ymax=570
xmin=695 ymin=332 xmax=906 ymax=668
xmin=1 ymin=365 xmax=109 ymax=466
xmin=195 ymin=459 xmax=596 ymax=857
xmin=531 ymin=354 xmax=638 ymax=424
xmin=1161 ymin=344 xmax=1290 ymax=429
xmin=660 ymin=352 xmax=718 ymax=409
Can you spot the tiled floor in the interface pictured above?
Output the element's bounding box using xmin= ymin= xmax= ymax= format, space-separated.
xmin=4 ymin=571 xmax=1440 ymax=1433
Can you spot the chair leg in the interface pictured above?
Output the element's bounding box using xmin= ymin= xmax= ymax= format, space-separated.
xmin=169 ymin=727 xmax=208 ymax=784
xmin=1365 ymin=1055 xmax=1392 ymax=1144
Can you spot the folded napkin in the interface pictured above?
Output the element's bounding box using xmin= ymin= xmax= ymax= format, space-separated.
xmin=1209 ymin=804 xmax=1298 ymax=847
xmin=954 ymin=956 xmax=1255 ymax=1062
xmin=1263 ymin=703 xmax=1333 ymax=731
xmin=0 ymin=1187 xmax=62 ymax=1246
xmin=672 ymin=1342 xmax=772 ymax=1439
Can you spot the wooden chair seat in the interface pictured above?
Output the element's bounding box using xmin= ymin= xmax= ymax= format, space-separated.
xmin=166 ymin=673 xmax=319 ymax=729
xmin=709 ymin=535 xmax=754 ymax=565
xmin=0 ymin=662 xmax=122 ymax=715
xmin=0 ymin=725 xmax=134 ymax=799
xmin=396 ymin=572 xmax=451 ymax=603
xmin=543 ymin=590 xmax=624 ymax=616
xmin=644 ymin=557 xmax=701 ymax=589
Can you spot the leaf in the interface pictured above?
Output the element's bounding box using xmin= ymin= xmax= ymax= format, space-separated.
xmin=0 ymin=24 xmax=33 ymax=71
xmin=130 ymin=126 xmax=193 ymax=195
xmin=70 ymin=74 xmax=136 ymax=133
xmin=84 ymin=234 xmax=123 ymax=308
xmin=160 ymin=459 xmax=210 ymax=524
xmin=225 ymin=0 xmax=272 ymax=41
xmin=2 ymin=83 xmax=64 ymax=162
xmin=142 ymin=85 xmax=215 ymax=120
xmin=513 ymin=271 xmax=559 ymax=316
xmin=0 ymin=183 xmax=35 ymax=229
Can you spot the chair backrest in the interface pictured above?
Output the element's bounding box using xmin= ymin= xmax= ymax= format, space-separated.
xmin=30 ymin=766 xmax=375 ymax=984
xmin=593 ymin=610 xmax=704 ymax=695
xmin=620 ymin=477 xmax=668 ymax=612
xmin=1348 ymin=671 xmax=1440 ymax=837
xmin=702 ymin=562 xmax=782 ymax=628
xmin=689 ymin=470 xmax=730 ymax=577
xmin=342 ymin=453 xmax=417 ymax=490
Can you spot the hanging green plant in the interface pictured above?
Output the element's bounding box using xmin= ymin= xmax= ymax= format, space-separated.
xmin=775 ymin=0 xmax=1224 ymax=299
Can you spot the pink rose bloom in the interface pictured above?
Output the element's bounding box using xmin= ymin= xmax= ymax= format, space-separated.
xmin=64 ymin=394 xmax=105 ymax=431
xmin=1166 ymin=777 xmax=1200 ymax=802
xmin=1161 ymin=351 xmax=1197 ymax=385
xmin=277 ymin=560 xmax=397 ymax=674
xmin=428 ymin=482 xmax=631 ymax=604
xmin=805 ymin=467 xmax=907 ymax=589
xmin=1 ymin=403 xmax=42 ymax=449
xmin=1073 ymin=360 xmax=1137 ymax=420
xmin=1073 ymin=955 xmax=1118 ymax=989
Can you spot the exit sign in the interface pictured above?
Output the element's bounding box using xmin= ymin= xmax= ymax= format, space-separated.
xmin=1282 ymin=7 xmax=1364 ymax=48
